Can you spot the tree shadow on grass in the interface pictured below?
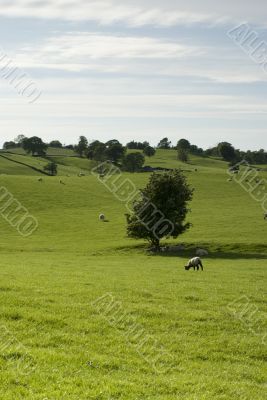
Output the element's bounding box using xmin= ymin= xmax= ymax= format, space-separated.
xmin=116 ymin=242 xmax=267 ymax=260
xmin=152 ymin=242 xmax=267 ymax=260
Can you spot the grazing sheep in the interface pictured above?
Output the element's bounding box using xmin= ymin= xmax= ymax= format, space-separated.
xmin=264 ymin=213 xmax=267 ymax=220
xmin=59 ymin=180 xmax=66 ymax=185
xmin=184 ymin=257 xmax=204 ymax=271
xmin=196 ymin=248 xmax=209 ymax=256
xmin=99 ymin=214 xmax=105 ymax=221
xmin=227 ymin=178 xmax=232 ymax=182
xmin=38 ymin=178 xmax=43 ymax=182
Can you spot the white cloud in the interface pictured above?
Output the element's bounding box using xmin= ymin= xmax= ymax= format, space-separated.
xmin=0 ymin=0 xmax=222 ymax=27
xmin=0 ymin=0 xmax=266 ymax=27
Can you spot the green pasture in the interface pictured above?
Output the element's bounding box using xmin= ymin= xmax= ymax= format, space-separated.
xmin=0 ymin=151 xmax=266 ymax=399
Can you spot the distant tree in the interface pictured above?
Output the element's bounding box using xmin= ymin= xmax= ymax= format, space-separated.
xmin=177 ymin=138 xmax=191 ymax=151
xmin=157 ymin=137 xmax=171 ymax=149
xmin=126 ymin=170 xmax=193 ymax=249
xmin=22 ymin=136 xmax=47 ymax=156
xmin=123 ymin=152 xmax=145 ymax=172
xmin=105 ymin=140 xmax=125 ymax=163
xmin=93 ymin=142 xmax=107 ymax=162
xmin=3 ymin=141 xmax=16 ymax=149
xmin=14 ymin=134 xmax=26 ymax=147
xmin=127 ymin=141 xmax=138 ymax=149
xmin=76 ymin=136 xmax=88 ymax=157
xmin=44 ymin=162 xmax=58 ymax=176
xmin=177 ymin=148 xmax=189 ymax=162
xmin=218 ymin=142 xmax=236 ymax=162
xmin=143 ymin=146 xmax=156 ymax=157
xmin=190 ymin=144 xmax=204 ymax=156
xmin=127 ymin=141 xmax=150 ymax=150
xmin=49 ymin=140 xmax=63 ymax=148
xmin=87 ymin=140 xmax=106 ymax=161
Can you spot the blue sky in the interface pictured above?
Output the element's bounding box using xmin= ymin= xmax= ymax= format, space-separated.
xmin=0 ymin=0 xmax=266 ymax=150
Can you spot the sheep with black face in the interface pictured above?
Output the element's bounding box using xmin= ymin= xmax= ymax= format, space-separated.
xmin=184 ymin=257 xmax=204 ymax=271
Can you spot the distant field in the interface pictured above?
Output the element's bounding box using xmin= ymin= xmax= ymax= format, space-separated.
xmin=2 ymin=146 xmax=76 ymax=156
xmin=0 ymin=151 xmax=266 ymax=399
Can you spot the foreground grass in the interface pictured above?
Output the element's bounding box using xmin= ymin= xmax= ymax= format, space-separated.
xmin=0 ymin=251 xmax=266 ymax=400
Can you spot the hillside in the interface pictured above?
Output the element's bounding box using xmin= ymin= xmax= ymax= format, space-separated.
xmin=0 ymin=149 xmax=266 ymax=399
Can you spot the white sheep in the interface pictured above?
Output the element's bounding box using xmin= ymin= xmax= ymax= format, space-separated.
xmin=99 ymin=214 xmax=105 ymax=221
xmin=38 ymin=178 xmax=43 ymax=182
xmin=196 ymin=248 xmax=209 ymax=256
xmin=184 ymin=257 xmax=204 ymax=271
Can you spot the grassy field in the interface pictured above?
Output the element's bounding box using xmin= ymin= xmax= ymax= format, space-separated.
xmin=0 ymin=151 xmax=266 ymax=399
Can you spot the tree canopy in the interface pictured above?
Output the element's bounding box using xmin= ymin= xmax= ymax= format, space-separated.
xmin=126 ymin=169 xmax=193 ymax=249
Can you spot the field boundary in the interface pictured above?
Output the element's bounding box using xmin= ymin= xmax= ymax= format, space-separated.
xmin=0 ymin=153 xmax=49 ymax=175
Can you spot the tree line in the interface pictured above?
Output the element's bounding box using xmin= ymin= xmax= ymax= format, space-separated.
xmin=3 ymin=135 xmax=267 ymax=166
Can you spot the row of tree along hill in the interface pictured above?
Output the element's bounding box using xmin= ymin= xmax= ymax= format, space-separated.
xmin=3 ymin=135 xmax=267 ymax=167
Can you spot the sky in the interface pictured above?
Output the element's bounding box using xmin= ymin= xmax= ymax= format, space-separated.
xmin=0 ymin=0 xmax=267 ymax=150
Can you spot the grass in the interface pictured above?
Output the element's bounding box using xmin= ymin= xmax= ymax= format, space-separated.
xmin=0 ymin=151 xmax=266 ymax=399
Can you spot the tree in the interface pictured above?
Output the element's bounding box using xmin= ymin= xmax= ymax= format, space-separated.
xmin=105 ymin=140 xmax=125 ymax=163
xmin=22 ymin=136 xmax=47 ymax=156
xmin=123 ymin=152 xmax=145 ymax=172
xmin=218 ymin=142 xmax=236 ymax=162
xmin=143 ymin=146 xmax=156 ymax=157
xmin=177 ymin=148 xmax=189 ymax=162
xmin=93 ymin=142 xmax=107 ymax=162
xmin=126 ymin=141 xmax=150 ymax=150
xmin=76 ymin=136 xmax=88 ymax=157
xmin=87 ymin=140 xmax=106 ymax=161
xmin=190 ymin=144 xmax=203 ymax=156
xmin=44 ymin=162 xmax=58 ymax=176
xmin=3 ymin=141 xmax=16 ymax=149
xmin=49 ymin=140 xmax=63 ymax=148
xmin=177 ymin=138 xmax=191 ymax=151
xmin=14 ymin=134 xmax=26 ymax=146
xmin=157 ymin=137 xmax=171 ymax=149
xmin=126 ymin=169 xmax=193 ymax=249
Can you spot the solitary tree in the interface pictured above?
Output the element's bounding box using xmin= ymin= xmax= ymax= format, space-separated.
xmin=143 ymin=146 xmax=156 ymax=157
xmin=123 ymin=152 xmax=145 ymax=172
xmin=126 ymin=169 xmax=193 ymax=249
xmin=157 ymin=137 xmax=171 ymax=149
xmin=177 ymin=138 xmax=191 ymax=151
xmin=44 ymin=162 xmax=58 ymax=176
xmin=177 ymin=148 xmax=189 ymax=163
xmin=22 ymin=136 xmax=47 ymax=156
xmin=49 ymin=140 xmax=63 ymax=148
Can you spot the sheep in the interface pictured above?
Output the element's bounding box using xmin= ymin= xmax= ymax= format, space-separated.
xmin=59 ymin=180 xmax=66 ymax=185
xmin=227 ymin=178 xmax=232 ymax=182
xmin=38 ymin=178 xmax=43 ymax=182
xmin=264 ymin=213 xmax=267 ymax=220
xmin=184 ymin=257 xmax=204 ymax=271
xmin=99 ymin=214 xmax=105 ymax=221
xmin=196 ymin=248 xmax=209 ymax=256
